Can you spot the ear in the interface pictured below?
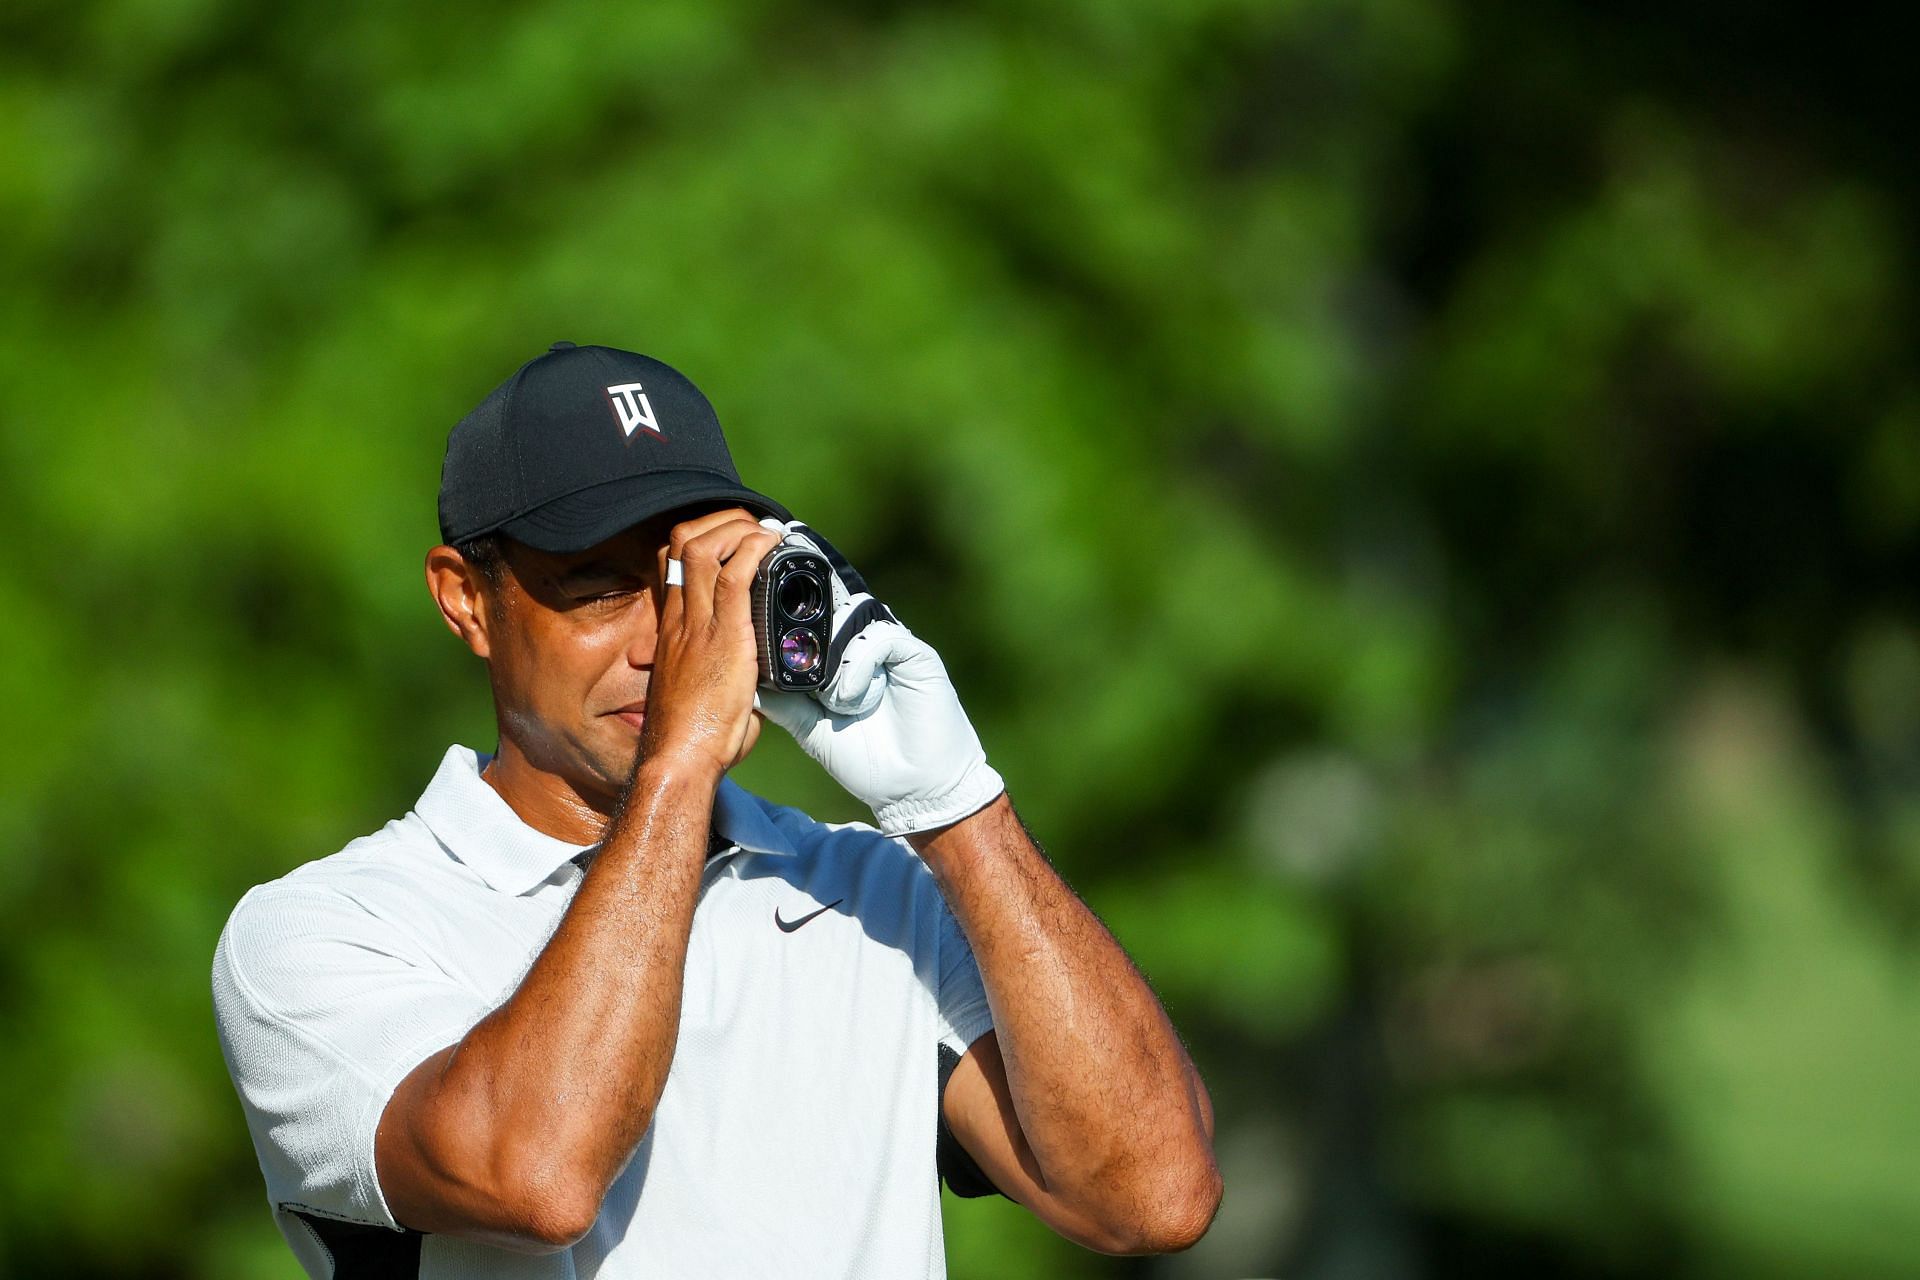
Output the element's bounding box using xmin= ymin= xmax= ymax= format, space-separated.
xmin=425 ymin=545 xmax=496 ymax=659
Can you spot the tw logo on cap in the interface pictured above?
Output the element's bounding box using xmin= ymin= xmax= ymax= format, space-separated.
xmin=606 ymin=383 xmax=663 ymax=439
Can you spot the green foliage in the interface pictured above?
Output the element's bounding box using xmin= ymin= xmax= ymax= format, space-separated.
xmin=1 ymin=0 xmax=1915 ymax=1276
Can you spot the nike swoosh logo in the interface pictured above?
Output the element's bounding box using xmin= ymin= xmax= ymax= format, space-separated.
xmin=774 ymin=899 xmax=844 ymax=933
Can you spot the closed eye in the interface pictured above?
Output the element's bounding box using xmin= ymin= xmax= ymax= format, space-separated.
xmin=550 ymin=559 xmax=657 ymax=609
xmin=575 ymin=587 xmax=643 ymax=606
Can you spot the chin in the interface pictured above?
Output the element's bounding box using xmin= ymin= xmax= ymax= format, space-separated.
xmin=560 ymin=733 xmax=632 ymax=800
xmin=599 ymin=743 xmax=643 ymax=789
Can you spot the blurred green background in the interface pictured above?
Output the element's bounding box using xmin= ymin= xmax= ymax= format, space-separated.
xmin=3 ymin=1 xmax=1917 ymax=1276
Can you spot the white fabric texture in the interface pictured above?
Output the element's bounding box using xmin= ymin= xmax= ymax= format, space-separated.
xmin=213 ymin=745 xmax=994 ymax=1280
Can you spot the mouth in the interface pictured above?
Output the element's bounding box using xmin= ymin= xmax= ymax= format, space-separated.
xmin=609 ymin=703 xmax=647 ymax=732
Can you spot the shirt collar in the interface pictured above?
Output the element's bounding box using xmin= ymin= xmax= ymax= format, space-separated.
xmin=413 ymin=745 xmax=795 ymax=896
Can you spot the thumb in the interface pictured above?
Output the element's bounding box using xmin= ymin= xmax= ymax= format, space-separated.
xmin=757 ymin=688 xmax=826 ymax=736
xmin=820 ymin=621 xmax=912 ymax=716
xmin=874 ymin=626 xmax=948 ymax=690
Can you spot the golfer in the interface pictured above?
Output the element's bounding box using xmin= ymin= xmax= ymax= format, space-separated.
xmin=213 ymin=342 xmax=1220 ymax=1278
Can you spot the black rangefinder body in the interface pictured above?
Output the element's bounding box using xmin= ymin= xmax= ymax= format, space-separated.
xmin=751 ymin=545 xmax=833 ymax=691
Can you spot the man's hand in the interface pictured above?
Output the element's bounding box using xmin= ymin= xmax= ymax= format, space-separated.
xmin=759 ymin=592 xmax=1005 ymax=836
xmin=638 ymin=510 xmax=783 ymax=782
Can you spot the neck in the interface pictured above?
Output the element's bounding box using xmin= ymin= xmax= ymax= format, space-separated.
xmin=480 ymin=737 xmax=617 ymax=846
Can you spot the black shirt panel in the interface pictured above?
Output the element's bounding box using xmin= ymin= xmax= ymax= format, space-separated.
xmin=289 ymin=1211 xmax=424 ymax=1279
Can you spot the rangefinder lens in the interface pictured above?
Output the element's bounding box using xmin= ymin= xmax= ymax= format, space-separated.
xmin=779 ymin=628 xmax=822 ymax=674
xmin=777 ymin=569 xmax=824 ymax=622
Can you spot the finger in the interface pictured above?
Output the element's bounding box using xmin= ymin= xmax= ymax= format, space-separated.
xmin=663 ymin=507 xmax=760 ymax=605
xmin=676 ymin=518 xmax=773 ymax=623
xmin=713 ymin=529 xmax=782 ymax=627
xmin=657 ymin=553 xmax=686 ymax=633
xmin=666 ymin=505 xmax=760 ymax=550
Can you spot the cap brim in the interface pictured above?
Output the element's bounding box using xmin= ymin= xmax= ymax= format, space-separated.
xmin=496 ymin=471 xmax=792 ymax=553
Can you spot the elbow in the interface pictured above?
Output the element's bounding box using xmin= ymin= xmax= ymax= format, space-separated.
xmin=494 ymin=1159 xmax=606 ymax=1252
xmin=463 ymin=1142 xmax=607 ymax=1252
xmin=393 ymin=1166 xmax=601 ymax=1254
xmin=511 ymin=1198 xmax=599 ymax=1253
xmin=1141 ymin=1160 xmax=1224 ymax=1254
xmin=1093 ymin=1155 xmax=1224 ymax=1255
xmin=381 ymin=1054 xmax=618 ymax=1253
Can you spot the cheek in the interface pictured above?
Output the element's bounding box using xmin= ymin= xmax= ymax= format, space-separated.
xmin=496 ymin=617 xmax=598 ymax=709
xmin=541 ymin=615 xmax=645 ymax=706
xmin=492 ymin=598 xmax=655 ymax=719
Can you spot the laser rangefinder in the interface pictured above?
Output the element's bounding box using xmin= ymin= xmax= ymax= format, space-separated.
xmin=751 ymin=545 xmax=833 ymax=692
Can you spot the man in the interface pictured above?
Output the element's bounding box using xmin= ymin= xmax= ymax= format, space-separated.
xmin=213 ymin=341 xmax=1220 ymax=1278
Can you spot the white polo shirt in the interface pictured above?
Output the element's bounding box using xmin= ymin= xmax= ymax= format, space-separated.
xmin=213 ymin=745 xmax=996 ymax=1279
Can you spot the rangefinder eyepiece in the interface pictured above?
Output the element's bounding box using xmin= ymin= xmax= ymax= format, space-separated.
xmin=776 ymin=570 xmax=825 ymax=622
xmin=752 ymin=546 xmax=834 ymax=692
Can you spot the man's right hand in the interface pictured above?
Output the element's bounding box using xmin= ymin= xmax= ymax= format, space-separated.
xmin=636 ymin=508 xmax=783 ymax=783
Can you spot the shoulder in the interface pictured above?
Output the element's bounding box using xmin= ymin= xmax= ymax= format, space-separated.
xmin=223 ymin=811 xmax=449 ymax=927
xmin=214 ymin=812 xmax=461 ymax=1001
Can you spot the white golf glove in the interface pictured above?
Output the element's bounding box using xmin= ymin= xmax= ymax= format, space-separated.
xmin=754 ymin=519 xmax=1005 ymax=836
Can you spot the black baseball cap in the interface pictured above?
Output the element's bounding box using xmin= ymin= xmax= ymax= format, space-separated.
xmin=437 ymin=341 xmax=791 ymax=553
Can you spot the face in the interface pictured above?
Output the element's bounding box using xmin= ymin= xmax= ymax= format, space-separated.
xmin=430 ymin=502 xmax=749 ymax=811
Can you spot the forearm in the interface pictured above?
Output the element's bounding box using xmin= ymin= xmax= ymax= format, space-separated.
xmin=912 ymin=796 xmax=1218 ymax=1228
xmin=380 ymin=760 xmax=716 ymax=1243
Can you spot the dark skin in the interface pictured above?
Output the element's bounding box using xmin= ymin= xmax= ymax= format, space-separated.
xmin=385 ymin=505 xmax=1220 ymax=1255
xmin=452 ymin=505 xmax=765 ymax=839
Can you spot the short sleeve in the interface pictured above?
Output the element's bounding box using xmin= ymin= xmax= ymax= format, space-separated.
xmin=933 ymin=894 xmax=994 ymax=1057
xmin=212 ymin=885 xmax=490 ymax=1231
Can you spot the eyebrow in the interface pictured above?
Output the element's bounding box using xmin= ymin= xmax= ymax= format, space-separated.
xmin=554 ymin=561 xmax=647 ymax=588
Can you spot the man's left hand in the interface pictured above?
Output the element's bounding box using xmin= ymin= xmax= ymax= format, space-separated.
xmin=756 ymin=530 xmax=1003 ymax=836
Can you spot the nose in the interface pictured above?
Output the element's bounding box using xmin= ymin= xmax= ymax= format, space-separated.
xmin=624 ymin=593 xmax=662 ymax=670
